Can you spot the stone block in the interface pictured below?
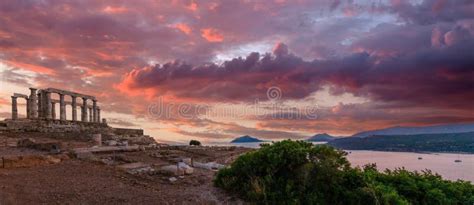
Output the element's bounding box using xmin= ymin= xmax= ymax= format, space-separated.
xmin=91 ymin=134 xmax=102 ymax=146
xmin=178 ymin=162 xmax=194 ymax=174
xmin=193 ymin=161 xmax=225 ymax=171
xmin=117 ymin=162 xmax=154 ymax=175
xmin=104 ymin=140 xmax=118 ymax=146
xmin=160 ymin=162 xmax=194 ymax=176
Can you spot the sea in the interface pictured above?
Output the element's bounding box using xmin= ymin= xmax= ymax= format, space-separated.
xmin=204 ymin=141 xmax=474 ymax=182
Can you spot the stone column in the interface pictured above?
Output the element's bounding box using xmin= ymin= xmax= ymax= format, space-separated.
xmin=89 ymin=107 xmax=93 ymax=122
xmin=29 ymin=88 xmax=38 ymax=118
xmin=41 ymin=91 xmax=45 ymax=118
xmin=37 ymin=92 xmax=42 ymax=118
xmin=51 ymin=102 xmax=56 ymax=119
xmin=59 ymin=94 xmax=66 ymax=121
xmin=92 ymin=99 xmax=97 ymax=123
xmin=97 ymin=108 xmax=101 ymax=123
xmin=81 ymin=97 xmax=87 ymax=122
xmin=11 ymin=96 xmax=18 ymax=120
xmin=26 ymin=99 xmax=31 ymax=119
xmin=44 ymin=91 xmax=52 ymax=119
xmin=71 ymin=96 xmax=77 ymax=121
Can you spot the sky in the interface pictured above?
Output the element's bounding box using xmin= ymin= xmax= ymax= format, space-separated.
xmin=0 ymin=0 xmax=473 ymax=143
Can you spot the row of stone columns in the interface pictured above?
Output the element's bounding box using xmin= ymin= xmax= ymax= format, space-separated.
xmin=11 ymin=88 xmax=102 ymax=123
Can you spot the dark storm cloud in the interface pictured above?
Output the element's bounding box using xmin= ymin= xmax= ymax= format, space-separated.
xmin=120 ymin=35 xmax=474 ymax=110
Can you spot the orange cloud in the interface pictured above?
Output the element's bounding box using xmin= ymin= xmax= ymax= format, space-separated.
xmin=174 ymin=23 xmax=192 ymax=35
xmin=0 ymin=97 xmax=9 ymax=106
xmin=201 ymin=28 xmax=224 ymax=42
xmin=114 ymin=68 xmax=157 ymax=100
xmin=103 ymin=6 xmax=128 ymax=14
xmin=3 ymin=60 xmax=55 ymax=75
xmin=83 ymin=67 xmax=114 ymax=77
xmin=0 ymin=30 xmax=12 ymax=38
xmin=94 ymin=51 xmax=125 ymax=61
xmin=114 ymin=68 xmax=141 ymax=95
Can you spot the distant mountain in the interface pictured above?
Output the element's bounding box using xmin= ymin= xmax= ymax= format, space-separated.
xmin=306 ymin=133 xmax=335 ymax=142
xmin=231 ymin=135 xmax=263 ymax=143
xmin=351 ymin=123 xmax=474 ymax=138
xmin=329 ymin=132 xmax=474 ymax=153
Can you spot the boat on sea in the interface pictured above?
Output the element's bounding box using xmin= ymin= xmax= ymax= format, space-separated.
xmin=454 ymin=159 xmax=462 ymax=163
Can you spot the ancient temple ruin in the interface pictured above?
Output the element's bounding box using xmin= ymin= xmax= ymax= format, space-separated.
xmin=10 ymin=88 xmax=103 ymax=123
xmin=2 ymin=87 xmax=146 ymax=140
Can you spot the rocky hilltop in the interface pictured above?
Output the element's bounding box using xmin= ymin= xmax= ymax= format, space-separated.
xmin=0 ymin=87 xmax=252 ymax=203
xmin=0 ymin=119 xmax=251 ymax=203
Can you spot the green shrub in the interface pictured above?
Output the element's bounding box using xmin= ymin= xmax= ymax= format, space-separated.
xmin=189 ymin=139 xmax=201 ymax=146
xmin=214 ymin=140 xmax=474 ymax=204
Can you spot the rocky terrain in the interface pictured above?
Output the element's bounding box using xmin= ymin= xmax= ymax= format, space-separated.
xmin=0 ymin=133 xmax=252 ymax=204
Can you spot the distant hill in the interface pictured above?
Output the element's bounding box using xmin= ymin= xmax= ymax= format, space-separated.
xmin=231 ymin=135 xmax=263 ymax=143
xmin=329 ymin=132 xmax=474 ymax=153
xmin=306 ymin=133 xmax=335 ymax=142
xmin=351 ymin=123 xmax=474 ymax=138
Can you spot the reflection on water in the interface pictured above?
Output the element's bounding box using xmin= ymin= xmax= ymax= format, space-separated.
xmin=208 ymin=142 xmax=474 ymax=182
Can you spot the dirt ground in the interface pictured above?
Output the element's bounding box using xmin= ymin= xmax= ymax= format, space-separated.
xmin=0 ymin=135 xmax=252 ymax=204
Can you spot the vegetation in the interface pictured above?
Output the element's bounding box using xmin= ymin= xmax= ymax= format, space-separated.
xmin=214 ymin=140 xmax=474 ymax=204
xmin=329 ymin=132 xmax=474 ymax=153
xmin=189 ymin=139 xmax=201 ymax=146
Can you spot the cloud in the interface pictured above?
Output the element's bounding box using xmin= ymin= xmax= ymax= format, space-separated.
xmin=185 ymin=1 xmax=198 ymax=11
xmin=253 ymin=101 xmax=474 ymax=136
xmin=0 ymin=0 xmax=473 ymax=139
xmin=102 ymin=6 xmax=128 ymax=14
xmin=174 ymin=119 xmax=307 ymax=140
xmin=390 ymin=0 xmax=474 ymax=25
xmin=0 ymin=97 xmax=9 ymax=107
xmin=173 ymin=23 xmax=192 ymax=35
xmin=0 ymin=67 xmax=33 ymax=86
xmin=351 ymin=23 xmax=433 ymax=56
xmin=118 ymin=36 xmax=474 ymax=111
xmin=107 ymin=118 xmax=139 ymax=127
xmin=443 ymin=25 xmax=472 ymax=46
xmin=201 ymin=28 xmax=224 ymax=42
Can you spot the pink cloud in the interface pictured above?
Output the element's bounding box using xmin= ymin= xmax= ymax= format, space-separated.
xmin=173 ymin=23 xmax=192 ymax=35
xmin=186 ymin=0 xmax=198 ymax=11
xmin=3 ymin=60 xmax=56 ymax=75
xmin=102 ymin=6 xmax=128 ymax=14
xmin=201 ymin=28 xmax=224 ymax=42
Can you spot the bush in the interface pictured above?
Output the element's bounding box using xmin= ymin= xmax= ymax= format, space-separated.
xmin=214 ymin=140 xmax=474 ymax=204
xmin=189 ymin=140 xmax=201 ymax=146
